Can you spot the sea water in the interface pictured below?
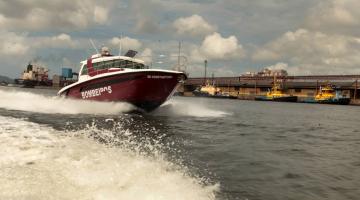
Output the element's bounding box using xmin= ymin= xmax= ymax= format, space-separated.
xmin=0 ymin=86 xmax=360 ymax=200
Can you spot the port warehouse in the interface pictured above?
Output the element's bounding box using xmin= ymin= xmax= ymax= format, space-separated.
xmin=181 ymin=75 xmax=360 ymax=103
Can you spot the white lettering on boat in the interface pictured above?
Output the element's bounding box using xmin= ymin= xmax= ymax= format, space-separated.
xmin=147 ymin=75 xmax=172 ymax=79
xmin=81 ymin=86 xmax=112 ymax=99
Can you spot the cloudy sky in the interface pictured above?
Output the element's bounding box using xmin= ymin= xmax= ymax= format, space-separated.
xmin=1 ymin=0 xmax=360 ymax=78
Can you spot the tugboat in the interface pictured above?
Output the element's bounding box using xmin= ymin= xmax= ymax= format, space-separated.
xmin=193 ymin=81 xmax=237 ymax=99
xmin=193 ymin=81 xmax=220 ymax=97
xmin=314 ymin=83 xmax=350 ymax=105
xmin=58 ymin=47 xmax=187 ymax=112
xmin=255 ymin=76 xmax=297 ymax=102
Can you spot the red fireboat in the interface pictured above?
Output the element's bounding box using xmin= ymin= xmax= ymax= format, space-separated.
xmin=58 ymin=47 xmax=187 ymax=112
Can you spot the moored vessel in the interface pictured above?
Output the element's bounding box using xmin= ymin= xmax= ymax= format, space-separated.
xmin=313 ymin=83 xmax=350 ymax=105
xmin=193 ymin=82 xmax=237 ymax=99
xmin=14 ymin=62 xmax=51 ymax=88
xmin=58 ymin=47 xmax=187 ymax=112
xmin=193 ymin=82 xmax=220 ymax=97
xmin=255 ymin=76 xmax=297 ymax=102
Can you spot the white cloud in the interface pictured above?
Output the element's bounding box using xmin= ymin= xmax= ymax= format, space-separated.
xmin=33 ymin=34 xmax=77 ymax=49
xmin=94 ymin=6 xmax=109 ymax=24
xmin=252 ymin=49 xmax=280 ymax=61
xmin=139 ymin=48 xmax=153 ymax=64
xmin=305 ymin=0 xmax=360 ymax=35
xmin=0 ymin=31 xmax=86 ymax=77
xmin=173 ymin=15 xmax=216 ymax=36
xmin=185 ymin=63 xmax=236 ymax=77
xmin=0 ymin=31 xmax=29 ymax=55
xmin=253 ymin=29 xmax=360 ymax=75
xmin=212 ymin=66 xmax=236 ymax=77
xmin=250 ymin=0 xmax=360 ymax=75
xmin=130 ymin=0 xmax=161 ymax=33
xmin=265 ymin=62 xmax=289 ymax=71
xmin=109 ymin=36 xmax=142 ymax=52
xmin=0 ymin=1 xmax=113 ymax=31
xmin=191 ymin=32 xmax=245 ymax=61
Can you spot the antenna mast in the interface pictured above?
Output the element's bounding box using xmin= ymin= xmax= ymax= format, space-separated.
xmin=177 ymin=41 xmax=181 ymax=71
xmin=118 ymin=34 xmax=122 ymax=56
xmin=89 ymin=39 xmax=99 ymax=54
xmin=204 ymin=60 xmax=207 ymax=85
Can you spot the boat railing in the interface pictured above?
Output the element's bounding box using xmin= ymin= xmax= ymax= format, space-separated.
xmin=82 ymin=60 xmax=149 ymax=76
xmin=81 ymin=54 xmax=188 ymax=77
xmin=137 ymin=55 xmax=188 ymax=72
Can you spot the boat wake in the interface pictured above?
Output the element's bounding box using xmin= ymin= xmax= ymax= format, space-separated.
xmin=0 ymin=115 xmax=219 ymax=200
xmin=0 ymin=89 xmax=230 ymax=118
xmin=0 ymin=89 xmax=135 ymax=115
xmin=153 ymin=98 xmax=231 ymax=118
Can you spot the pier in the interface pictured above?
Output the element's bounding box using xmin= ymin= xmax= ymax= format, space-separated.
xmin=180 ymin=75 xmax=360 ymax=105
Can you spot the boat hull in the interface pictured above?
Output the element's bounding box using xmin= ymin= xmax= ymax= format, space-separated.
xmin=193 ymin=91 xmax=237 ymax=99
xmin=59 ymin=71 xmax=185 ymax=112
xmin=255 ymin=96 xmax=298 ymax=102
xmin=210 ymin=95 xmax=238 ymax=99
xmin=316 ymin=98 xmax=351 ymax=105
xmin=193 ymin=91 xmax=211 ymax=97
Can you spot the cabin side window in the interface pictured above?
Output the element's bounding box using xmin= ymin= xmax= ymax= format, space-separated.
xmin=103 ymin=60 xmax=115 ymax=69
xmin=92 ymin=60 xmax=115 ymax=70
xmin=113 ymin=60 xmax=145 ymax=69
xmin=126 ymin=60 xmax=145 ymax=69
xmin=124 ymin=61 xmax=132 ymax=68
xmin=81 ymin=65 xmax=88 ymax=75
xmin=81 ymin=59 xmax=146 ymax=74
xmin=92 ymin=62 xmax=100 ymax=70
xmin=134 ymin=63 xmax=144 ymax=69
xmin=113 ymin=60 xmax=127 ymax=68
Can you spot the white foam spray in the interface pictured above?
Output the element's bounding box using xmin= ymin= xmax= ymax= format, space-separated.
xmin=154 ymin=98 xmax=231 ymax=118
xmin=0 ymin=116 xmax=219 ymax=199
xmin=0 ymin=89 xmax=135 ymax=115
xmin=0 ymin=88 xmax=230 ymax=117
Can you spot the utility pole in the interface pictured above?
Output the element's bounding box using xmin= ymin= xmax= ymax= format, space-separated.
xmin=204 ymin=60 xmax=207 ymax=85
xmin=354 ymin=79 xmax=358 ymax=100
xmin=211 ymin=72 xmax=214 ymax=85
xmin=255 ymin=79 xmax=257 ymax=95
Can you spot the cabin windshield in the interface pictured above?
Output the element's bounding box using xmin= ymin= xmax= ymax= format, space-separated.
xmin=80 ymin=59 xmax=147 ymax=75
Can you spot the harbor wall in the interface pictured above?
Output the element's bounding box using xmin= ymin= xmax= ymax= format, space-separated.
xmin=182 ymin=75 xmax=360 ymax=105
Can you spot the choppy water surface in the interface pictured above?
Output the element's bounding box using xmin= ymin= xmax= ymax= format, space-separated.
xmin=0 ymin=86 xmax=360 ymax=200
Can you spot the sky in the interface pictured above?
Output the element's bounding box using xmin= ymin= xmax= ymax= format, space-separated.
xmin=0 ymin=0 xmax=360 ymax=78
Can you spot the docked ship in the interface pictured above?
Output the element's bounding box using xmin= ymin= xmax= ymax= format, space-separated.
xmin=193 ymin=82 xmax=237 ymax=99
xmin=193 ymin=82 xmax=220 ymax=97
xmin=15 ymin=62 xmax=51 ymax=87
xmin=313 ymin=83 xmax=350 ymax=105
xmin=255 ymin=77 xmax=297 ymax=102
xmin=57 ymin=47 xmax=187 ymax=112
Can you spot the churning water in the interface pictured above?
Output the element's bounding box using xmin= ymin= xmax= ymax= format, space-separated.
xmin=0 ymin=86 xmax=360 ymax=200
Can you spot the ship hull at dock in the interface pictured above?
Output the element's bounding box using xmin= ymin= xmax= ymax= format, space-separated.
xmin=316 ymin=98 xmax=351 ymax=105
xmin=193 ymin=91 xmax=238 ymax=99
xmin=301 ymin=97 xmax=351 ymax=105
xmin=58 ymin=71 xmax=185 ymax=112
xmin=255 ymin=96 xmax=298 ymax=102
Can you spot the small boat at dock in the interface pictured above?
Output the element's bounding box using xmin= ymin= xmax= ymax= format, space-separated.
xmin=193 ymin=82 xmax=220 ymax=97
xmin=193 ymin=82 xmax=237 ymax=99
xmin=255 ymin=76 xmax=297 ymax=102
xmin=311 ymin=83 xmax=350 ymax=105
